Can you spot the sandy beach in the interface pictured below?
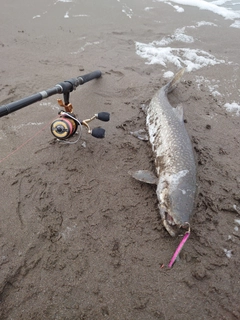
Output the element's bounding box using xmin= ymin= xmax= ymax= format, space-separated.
xmin=0 ymin=0 xmax=240 ymax=319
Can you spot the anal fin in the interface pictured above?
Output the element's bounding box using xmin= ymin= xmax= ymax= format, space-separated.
xmin=173 ymin=104 xmax=184 ymax=121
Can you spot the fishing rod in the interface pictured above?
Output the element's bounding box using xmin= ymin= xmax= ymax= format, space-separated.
xmin=0 ymin=70 xmax=110 ymax=140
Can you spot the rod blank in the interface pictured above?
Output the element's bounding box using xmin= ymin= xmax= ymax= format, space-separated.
xmin=0 ymin=70 xmax=102 ymax=117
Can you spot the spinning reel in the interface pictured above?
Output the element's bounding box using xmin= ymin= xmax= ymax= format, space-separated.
xmin=0 ymin=70 xmax=110 ymax=142
xmin=51 ymin=99 xmax=110 ymax=141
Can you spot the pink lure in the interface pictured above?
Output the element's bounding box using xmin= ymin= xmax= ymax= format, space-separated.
xmin=168 ymin=232 xmax=190 ymax=268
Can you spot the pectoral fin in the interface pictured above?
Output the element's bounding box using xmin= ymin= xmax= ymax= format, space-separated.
xmin=129 ymin=170 xmax=158 ymax=185
xmin=130 ymin=129 xmax=148 ymax=141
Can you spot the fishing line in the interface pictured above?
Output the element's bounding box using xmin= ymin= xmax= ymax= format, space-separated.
xmin=0 ymin=120 xmax=53 ymax=165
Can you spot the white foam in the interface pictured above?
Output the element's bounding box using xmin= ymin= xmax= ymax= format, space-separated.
xmin=224 ymin=102 xmax=240 ymax=115
xmin=209 ymin=86 xmax=221 ymax=97
xmin=171 ymin=4 xmax=185 ymax=12
xmin=33 ymin=15 xmax=41 ymax=19
xmin=153 ymin=28 xmax=194 ymax=46
xmin=212 ymin=0 xmax=234 ymax=6
xmin=163 ymin=0 xmax=185 ymax=12
xmin=174 ymin=27 xmax=195 ymax=43
xmin=174 ymin=5 xmax=185 ymax=12
xmin=135 ymin=42 xmax=225 ymax=71
xmin=155 ymin=21 xmax=218 ymax=48
xmin=122 ymin=4 xmax=133 ymax=18
xmin=195 ymin=76 xmax=222 ymax=96
xmin=72 ymin=14 xmax=89 ymax=17
xmin=64 ymin=11 xmax=69 ymax=18
xmin=163 ymin=71 xmax=174 ymax=78
xmin=136 ymin=19 xmax=226 ymax=71
xmin=144 ymin=7 xmax=154 ymax=11
xmin=156 ymin=0 xmax=240 ymax=20
xmin=71 ymin=41 xmax=100 ymax=54
xmin=230 ymin=19 xmax=240 ymax=28
xmin=196 ymin=21 xmax=218 ymax=27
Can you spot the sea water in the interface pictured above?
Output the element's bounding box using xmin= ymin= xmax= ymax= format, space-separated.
xmin=134 ymin=0 xmax=240 ymax=115
xmin=28 ymin=0 xmax=240 ymax=116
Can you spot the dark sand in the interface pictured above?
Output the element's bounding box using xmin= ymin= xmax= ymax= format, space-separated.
xmin=0 ymin=0 xmax=240 ymax=319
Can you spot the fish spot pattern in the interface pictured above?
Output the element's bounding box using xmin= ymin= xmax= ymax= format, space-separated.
xmin=146 ymin=83 xmax=196 ymax=227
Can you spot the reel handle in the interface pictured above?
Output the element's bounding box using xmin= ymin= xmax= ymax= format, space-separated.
xmin=91 ymin=127 xmax=105 ymax=139
xmin=96 ymin=112 xmax=110 ymax=122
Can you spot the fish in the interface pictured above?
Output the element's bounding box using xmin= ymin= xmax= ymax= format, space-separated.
xmin=129 ymin=69 xmax=196 ymax=237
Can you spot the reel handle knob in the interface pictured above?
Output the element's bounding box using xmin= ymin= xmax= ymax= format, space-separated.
xmin=96 ymin=112 xmax=110 ymax=122
xmin=92 ymin=127 xmax=105 ymax=139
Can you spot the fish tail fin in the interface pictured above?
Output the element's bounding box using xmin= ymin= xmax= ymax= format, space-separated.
xmin=166 ymin=68 xmax=185 ymax=94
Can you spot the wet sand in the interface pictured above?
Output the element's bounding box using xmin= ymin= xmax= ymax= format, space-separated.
xmin=0 ymin=0 xmax=240 ymax=319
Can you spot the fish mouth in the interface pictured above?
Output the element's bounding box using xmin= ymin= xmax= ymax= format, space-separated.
xmin=162 ymin=211 xmax=189 ymax=237
xmin=163 ymin=213 xmax=178 ymax=237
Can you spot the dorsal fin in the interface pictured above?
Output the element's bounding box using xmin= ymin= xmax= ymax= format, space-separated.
xmin=166 ymin=68 xmax=185 ymax=94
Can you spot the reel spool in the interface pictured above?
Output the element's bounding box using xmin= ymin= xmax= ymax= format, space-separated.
xmin=51 ymin=113 xmax=78 ymax=140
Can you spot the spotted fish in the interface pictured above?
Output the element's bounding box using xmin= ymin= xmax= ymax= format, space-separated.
xmin=129 ymin=69 xmax=196 ymax=236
